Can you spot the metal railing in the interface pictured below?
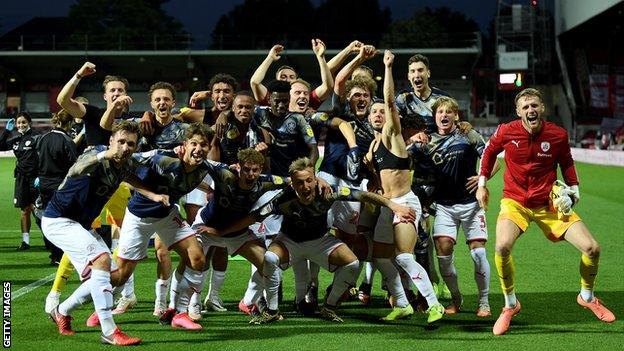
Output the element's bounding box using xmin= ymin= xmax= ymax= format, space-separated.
xmin=0 ymin=32 xmax=482 ymax=51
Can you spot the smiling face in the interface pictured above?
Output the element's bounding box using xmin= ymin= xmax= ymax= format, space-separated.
xmin=233 ymin=95 xmax=255 ymax=124
xmin=108 ymin=130 xmax=138 ymax=164
xmin=211 ymin=82 xmax=234 ymax=112
xmin=516 ymin=95 xmax=545 ymax=134
xmin=291 ymin=167 xmax=317 ymax=204
xmin=150 ymin=88 xmax=175 ymax=121
xmin=103 ymin=81 xmax=127 ymax=107
xmin=276 ymin=68 xmax=297 ymax=82
xmin=239 ymin=161 xmax=262 ymax=188
xmin=270 ymin=91 xmax=290 ymax=117
xmin=289 ymin=82 xmax=310 ymax=113
xmin=407 ymin=61 xmax=430 ymax=94
xmin=435 ymin=102 xmax=457 ymax=135
xmin=367 ymin=102 xmax=386 ymax=131
xmin=348 ymin=87 xmax=371 ymax=118
xmin=182 ymin=134 xmax=211 ymax=166
xmin=16 ymin=116 xmax=30 ymax=134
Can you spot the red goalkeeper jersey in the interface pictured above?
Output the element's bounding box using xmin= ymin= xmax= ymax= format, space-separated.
xmin=479 ymin=119 xmax=578 ymax=208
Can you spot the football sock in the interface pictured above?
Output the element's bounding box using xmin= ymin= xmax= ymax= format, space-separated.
xmin=309 ymin=261 xmax=320 ymax=287
xmin=58 ymin=279 xmax=92 ymax=316
xmin=374 ymin=258 xmax=408 ymax=308
xmin=168 ymin=271 xmax=181 ymax=309
xmin=181 ymin=268 xmax=206 ymax=312
xmin=495 ymin=252 xmax=516 ymax=307
xmin=51 ymin=254 xmax=74 ymax=293
xmin=395 ymin=253 xmax=439 ymax=307
xmin=208 ymin=269 xmax=226 ymax=300
xmin=90 ymin=269 xmax=116 ymax=336
xmin=363 ymin=261 xmax=376 ymax=285
xmin=326 ymin=260 xmax=359 ymax=306
xmin=470 ymin=247 xmax=490 ymax=305
xmin=438 ymin=254 xmax=461 ymax=301
xmin=263 ymin=251 xmax=281 ymax=310
xmin=121 ymin=273 xmax=135 ymax=298
xmin=291 ymin=259 xmax=310 ymax=302
xmin=22 ymin=232 xmax=29 ymax=245
xmin=243 ymin=267 xmax=264 ymax=306
xmin=580 ymin=253 xmax=599 ymax=301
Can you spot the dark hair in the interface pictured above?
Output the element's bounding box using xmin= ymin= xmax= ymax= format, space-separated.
xmin=266 ymin=80 xmax=291 ymax=94
xmin=208 ymin=73 xmax=238 ymax=92
xmin=148 ymin=81 xmax=176 ymax=101
xmin=51 ymin=109 xmax=74 ymax=129
xmin=16 ymin=111 xmax=32 ymax=123
xmin=111 ymin=120 xmax=141 ymax=139
xmin=102 ymin=75 xmax=129 ymax=92
xmin=276 ymin=65 xmax=297 ymax=78
xmin=186 ymin=122 xmax=214 ymax=142
xmin=234 ymin=90 xmax=256 ymax=101
xmin=407 ymin=54 xmax=430 ymax=69
xmin=237 ymin=148 xmax=265 ymax=166
xmin=344 ymin=76 xmax=377 ymax=99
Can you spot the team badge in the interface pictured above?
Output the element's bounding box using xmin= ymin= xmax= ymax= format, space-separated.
xmin=319 ymin=112 xmax=329 ymax=121
xmin=273 ymin=176 xmax=284 ymax=185
xmin=25 ymin=140 xmax=32 ymax=146
xmin=226 ymin=129 xmax=239 ymax=139
xmin=306 ymin=127 xmax=314 ymax=137
xmin=340 ymin=187 xmax=351 ymax=196
xmin=541 ymin=141 xmax=550 ymax=152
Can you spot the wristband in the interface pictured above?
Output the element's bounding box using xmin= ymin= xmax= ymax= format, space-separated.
xmin=96 ymin=151 xmax=107 ymax=162
xmin=70 ymin=75 xmax=81 ymax=87
xmin=478 ymin=175 xmax=487 ymax=187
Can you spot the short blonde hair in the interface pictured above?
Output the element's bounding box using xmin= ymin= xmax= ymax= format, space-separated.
xmin=290 ymin=79 xmax=311 ymax=92
xmin=431 ymin=96 xmax=459 ymax=116
xmin=288 ymin=157 xmax=314 ymax=176
xmin=514 ymin=88 xmax=542 ymax=105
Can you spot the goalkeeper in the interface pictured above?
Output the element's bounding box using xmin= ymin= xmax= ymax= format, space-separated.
xmin=476 ymin=88 xmax=615 ymax=336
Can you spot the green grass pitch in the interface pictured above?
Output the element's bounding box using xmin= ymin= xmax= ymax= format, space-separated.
xmin=0 ymin=157 xmax=622 ymax=350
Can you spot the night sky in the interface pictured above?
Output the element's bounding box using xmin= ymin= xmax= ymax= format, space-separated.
xmin=0 ymin=0 xmax=497 ymax=46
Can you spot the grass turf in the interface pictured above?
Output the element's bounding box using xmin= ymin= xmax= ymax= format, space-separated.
xmin=0 ymin=157 xmax=622 ymax=350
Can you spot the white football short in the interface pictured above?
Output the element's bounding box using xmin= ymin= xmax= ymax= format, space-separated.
xmin=433 ymin=201 xmax=488 ymax=243
xmin=117 ymin=207 xmax=195 ymax=261
xmin=317 ymin=171 xmax=366 ymax=235
xmin=181 ymin=174 xmax=215 ymax=207
xmin=42 ymin=216 xmax=110 ymax=280
xmin=273 ymin=233 xmax=344 ymax=272
xmin=373 ymin=190 xmax=422 ymax=244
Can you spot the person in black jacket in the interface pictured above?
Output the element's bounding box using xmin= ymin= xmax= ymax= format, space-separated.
xmin=35 ymin=109 xmax=78 ymax=263
xmin=1 ymin=112 xmax=39 ymax=250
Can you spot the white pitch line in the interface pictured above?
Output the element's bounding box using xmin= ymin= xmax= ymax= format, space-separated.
xmin=11 ymin=273 xmax=55 ymax=300
xmin=0 ymin=230 xmax=42 ymax=233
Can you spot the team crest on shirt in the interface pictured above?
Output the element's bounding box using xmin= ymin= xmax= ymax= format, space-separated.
xmin=226 ymin=129 xmax=239 ymax=139
xmin=25 ymin=140 xmax=32 ymax=146
xmin=541 ymin=141 xmax=550 ymax=152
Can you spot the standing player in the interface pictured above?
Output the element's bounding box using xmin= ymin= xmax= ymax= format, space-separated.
xmin=365 ymin=50 xmax=444 ymax=324
xmin=43 ymin=121 xmax=162 ymax=345
xmin=416 ymin=96 xmax=495 ymax=316
xmin=1 ymin=112 xmax=39 ymax=250
xmin=477 ymin=88 xmax=616 ymax=335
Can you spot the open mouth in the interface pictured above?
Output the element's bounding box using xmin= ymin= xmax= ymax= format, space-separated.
xmin=527 ymin=113 xmax=539 ymax=125
xmin=412 ymin=79 xmax=423 ymax=88
xmin=216 ymin=99 xmax=229 ymax=110
xmin=296 ymin=99 xmax=308 ymax=109
xmin=191 ymin=150 xmax=204 ymax=162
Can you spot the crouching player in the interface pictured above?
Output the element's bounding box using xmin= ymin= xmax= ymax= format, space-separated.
xmin=43 ymin=121 xmax=167 ymax=346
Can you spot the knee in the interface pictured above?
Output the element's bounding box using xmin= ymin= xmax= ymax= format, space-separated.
xmin=92 ymin=254 xmax=111 ymax=270
xmin=435 ymin=237 xmax=455 ymax=256
xmin=264 ymin=251 xmax=280 ymax=271
xmin=495 ymin=242 xmax=513 ymax=257
xmin=585 ymin=242 xmax=601 ymax=259
xmin=189 ymin=254 xmax=205 ymax=271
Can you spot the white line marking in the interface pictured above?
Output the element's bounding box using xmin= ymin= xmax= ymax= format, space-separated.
xmin=11 ymin=273 xmax=55 ymax=300
xmin=0 ymin=230 xmax=42 ymax=233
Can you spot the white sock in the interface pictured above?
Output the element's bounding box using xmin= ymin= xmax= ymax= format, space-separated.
xmin=179 ymin=268 xmax=206 ymax=313
xmin=364 ymin=261 xmax=376 ymax=285
xmin=263 ymin=251 xmax=281 ymax=310
xmin=242 ymin=265 xmax=263 ymax=306
xmin=470 ymin=247 xmax=490 ymax=305
xmin=121 ymin=273 xmax=135 ymax=298
xmin=309 ymin=261 xmax=320 ymax=286
xmin=437 ymin=254 xmax=461 ymax=302
xmin=580 ymin=288 xmax=594 ymax=302
xmin=327 ymin=260 xmax=359 ymax=306
xmin=208 ymin=270 xmax=226 ymax=300
xmin=58 ymin=280 xmax=92 ymax=316
xmin=90 ymin=269 xmax=116 ymax=336
xmin=189 ymin=291 xmax=201 ymax=307
xmin=167 ymin=273 xmax=180 ymax=309
xmin=291 ymin=259 xmax=310 ymax=302
xmin=22 ymin=233 xmax=29 ymax=244
xmin=374 ymin=258 xmax=408 ymax=308
xmin=395 ymin=253 xmax=439 ymax=307
xmin=111 ymin=238 xmax=119 ymax=251
xmin=504 ymin=292 xmax=517 ymax=308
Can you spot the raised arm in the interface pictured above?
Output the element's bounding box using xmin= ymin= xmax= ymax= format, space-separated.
xmin=100 ymin=95 xmax=133 ymax=130
xmin=383 ymin=50 xmax=401 ymax=136
xmin=334 ymin=45 xmax=377 ymax=98
xmin=250 ymin=45 xmax=284 ymax=102
xmin=327 ymin=40 xmax=363 ymax=75
xmin=57 ymin=62 xmax=96 ymax=119
xmin=311 ymin=39 xmax=334 ymax=101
